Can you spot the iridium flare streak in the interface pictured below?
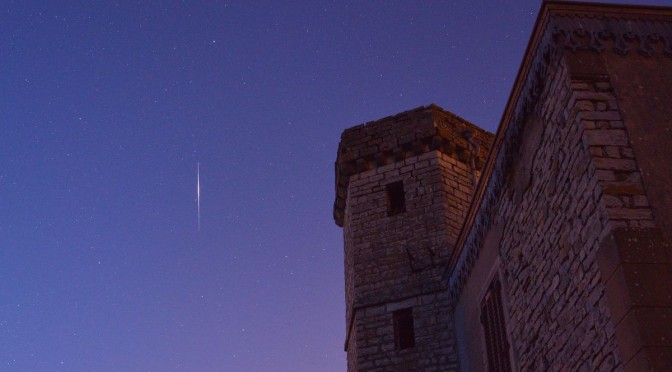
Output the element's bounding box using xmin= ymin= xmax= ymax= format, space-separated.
xmin=197 ymin=162 xmax=201 ymax=231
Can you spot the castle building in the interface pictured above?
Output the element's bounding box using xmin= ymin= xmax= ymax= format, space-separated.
xmin=333 ymin=2 xmax=672 ymax=371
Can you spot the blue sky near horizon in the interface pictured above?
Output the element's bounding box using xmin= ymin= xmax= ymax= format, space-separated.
xmin=1 ymin=0 xmax=669 ymax=371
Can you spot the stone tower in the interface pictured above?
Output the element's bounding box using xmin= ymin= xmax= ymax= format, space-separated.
xmin=333 ymin=104 xmax=493 ymax=371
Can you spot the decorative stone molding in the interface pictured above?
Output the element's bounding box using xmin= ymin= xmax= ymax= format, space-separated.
xmin=552 ymin=13 xmax=672 ymax=57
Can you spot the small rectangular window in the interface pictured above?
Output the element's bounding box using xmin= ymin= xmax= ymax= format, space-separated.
xmin=480 ymin=278 xmax=512 ymax=372
xmin=394 ymin=307 xmax=415 ymax=350
xmin=386 ymin=181 xmax=406 ymax=216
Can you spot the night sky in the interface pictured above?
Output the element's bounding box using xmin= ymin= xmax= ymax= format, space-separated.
xmin=2 ymin=1 xmax=667 ymax=371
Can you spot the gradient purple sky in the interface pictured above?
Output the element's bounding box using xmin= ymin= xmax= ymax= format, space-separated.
xmin=1 ymin=1 xmax=667 ymax=371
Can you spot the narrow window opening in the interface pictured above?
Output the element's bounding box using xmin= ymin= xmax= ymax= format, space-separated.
xmin=394 ymin=307 xmax=415 ymax=350
xmin=480 ymin=278 xmax=512 ymax=372
xmin=386 ymin=181 xmax=406 ymax=216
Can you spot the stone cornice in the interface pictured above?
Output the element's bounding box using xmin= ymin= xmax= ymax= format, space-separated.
xmin=551 ymin=5 xmax=672 ymax=57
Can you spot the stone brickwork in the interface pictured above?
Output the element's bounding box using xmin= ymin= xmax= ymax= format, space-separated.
xmin=577 ymin=33 xmax=672 ymax=371
xmin=335 ymin=105 xmax=492 ymax=371
xmin=333 ymin=2 xmax=672 ymax=371
xmin=334 ymin=105 xmax=491 ymax=227
xmin=451 ymin=50 xmax=624 ymax=371
xmin=577 ymin=78 xmax=654 ymax=230
xmin=490 ymin=65 xmax=621 ymax=371
xmin=348 ymin=292 xmax=454 ymax=371
xmin=446 ymin=3 xmax=672 ymax=371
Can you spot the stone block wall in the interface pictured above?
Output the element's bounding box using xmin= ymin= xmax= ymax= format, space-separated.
xmin=348 ymin=292 xmax=455 ymax=371
xmin=448 ymin=4 xmax=672 ymax=371
xmin=335 ymin=106 xmax=492 ymax=371
xmin=335 ymin=4 xmax=672 ymax=371
xmin=499 ymin=64 xmax=622 ymax=371
xmin=586 ymin=46 xmax=672 ymax=370
xmin=452 ymin=54 xmax=622 ymax=371
xmin=343 ymin=151 xmax=463 ymax=370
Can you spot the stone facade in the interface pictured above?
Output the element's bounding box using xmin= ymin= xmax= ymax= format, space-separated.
xmin=334 ymin=2 xmax=672 ymax=371
xmin=336 ymin=106 xmax=493 ymax=371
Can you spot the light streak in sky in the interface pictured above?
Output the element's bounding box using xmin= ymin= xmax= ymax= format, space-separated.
xmin=197 ymin=162 xmax=201 ymax=231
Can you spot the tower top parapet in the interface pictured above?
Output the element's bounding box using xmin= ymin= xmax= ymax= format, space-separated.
xmin=333 ymin=104 xmax=493 ymax=226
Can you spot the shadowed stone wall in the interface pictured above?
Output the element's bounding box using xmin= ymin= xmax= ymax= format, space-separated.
xmin=448 ymin=3 xmax=672 ymax=371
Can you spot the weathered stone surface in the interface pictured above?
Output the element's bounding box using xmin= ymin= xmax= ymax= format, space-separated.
xmin=336 ymin=105 xmax=493 ymax=371
xmin=334 ymin=2 xmax=672 ymax=371
xmin=333 ymin=105 xmax=492 ymax=228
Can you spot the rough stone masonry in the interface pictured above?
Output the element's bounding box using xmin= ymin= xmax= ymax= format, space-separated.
xmin=334 ymin=2 xmax=672 ymax=371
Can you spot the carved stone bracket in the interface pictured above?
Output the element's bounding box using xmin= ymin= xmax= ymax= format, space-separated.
xmin=552 ymin=13 xmax=672 ymax=57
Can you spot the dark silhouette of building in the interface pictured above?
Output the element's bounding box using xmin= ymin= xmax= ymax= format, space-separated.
xmin=333 ymin=2 xmax=672 ymax=371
